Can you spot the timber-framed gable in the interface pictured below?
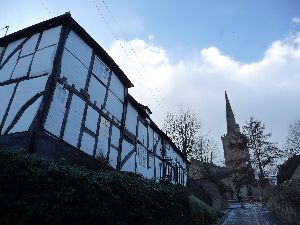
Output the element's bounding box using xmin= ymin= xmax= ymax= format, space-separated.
xmin=0 ymin=13 xmax=188 ymax=185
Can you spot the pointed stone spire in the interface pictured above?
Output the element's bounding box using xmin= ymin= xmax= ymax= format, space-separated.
xmin=225 ymin=91 xmax=240 ymax=134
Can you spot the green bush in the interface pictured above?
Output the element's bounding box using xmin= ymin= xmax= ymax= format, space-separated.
xmin=266 ymin=179 xmax=300 ymax=225
xmin=188 ymin=195 xmax=218 ymax=224
xmin=0 ymin=149 xmax=217 ymax=225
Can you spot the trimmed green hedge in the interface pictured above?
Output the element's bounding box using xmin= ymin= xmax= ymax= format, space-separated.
xmin=0 ymin=149 xmax=217 ymax=225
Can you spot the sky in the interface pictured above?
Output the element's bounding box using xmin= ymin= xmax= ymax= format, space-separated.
xmin=1 ymin=0 xmax=300 ymax=163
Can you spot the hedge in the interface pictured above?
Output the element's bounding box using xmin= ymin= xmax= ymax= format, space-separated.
xmin=266 ymin=179 xmax=300 ymax=225
xmin=0 ymin=149 xmax=218 ymax=225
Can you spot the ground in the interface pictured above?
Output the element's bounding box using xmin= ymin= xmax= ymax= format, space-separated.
xmin=218 ymin=203 xmax=282 ymax=225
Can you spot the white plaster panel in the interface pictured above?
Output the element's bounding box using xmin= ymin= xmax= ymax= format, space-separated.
xmin=2 ymin=76 xmax=48 ymax=133
xmin=121 ymin=140 xmax=135 ymax=172
xmin=0 ymin=50 xmax=19 ymax=82
xmin=148 ymin=127 xmax=154 ymax=151
xmin=138 ymin=122 xmax=147 ymax=147
xmin=85 ymin=106 xmax=98 ymax=133
xmin=44 ymin=84 xmax=68 ymax=136
xmin=20 ymin=34 xmax=39 ymax=57
xmin=92 ymin=56 xmax=109 ymax=86
xmin=155 ymin=158 xmax=163 ymax=179
xmin=80 ymin=132 xmax=95 ymax=156
xmin=1 ymin=38 xmax=25 ymax=63
xmin=165 ymin=142 xmax=170 ymax=159
xmin=96 ymin=117 xmax=110 ymax=158
xmin=105 ymin=91 xmax=123 ymax=121
xmin=88 ymin=76 xmax=106 ymax=108
xmin=154 ymin=132 xmax=162 ymax=157
xmin=30 ymin=45 xmax=56 ymax=77
xmin=11 ymin=55 xmax=32 ymax=79
xmin=0 ymin=83 xmax=15 ymax=133
xmin=147 ymin=154 xmax=155 ymax=179
xmin=9 ymin=96 xmax=42 ymax=133
xmin=109 ymin=72 xmax=124 ymax=102
xmin=111 ymin=125 xmax=120 ymax=147
xmin=63 ymin=95 xmax=85 ymax=146
xmin=64 ymin=31 xmax=92 ymax=67
xmin=39 ymin=26 xmax=61 ymax=49
xmin=125 ymin=103 xmax=138 ymax=134
xmin=61 ymin=49 xmax=88 ymax=90
xmin=136 ymin=144 xmax=147 ymax=175
xmin=109 ymin=148 xmax=118 ymax=169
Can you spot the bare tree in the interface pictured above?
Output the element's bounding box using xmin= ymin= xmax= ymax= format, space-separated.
xmin=284 ymin=120 xmax=300 ymax=158
xmin=191 ymin=134 xmax=218 ymax=163
xmin=163 ymin=108 xmax=216 ymax=161
xmin=242 ymin=117 xmax=282 ymax=178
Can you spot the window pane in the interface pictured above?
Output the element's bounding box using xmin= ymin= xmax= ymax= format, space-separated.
xmin=92 ymin=56 xmax=109 ymax=85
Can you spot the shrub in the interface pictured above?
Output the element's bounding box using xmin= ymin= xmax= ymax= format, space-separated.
xmin=188 ymin=195 xmax=218 ymax=224
xmin=0 ymin=149 xmax=217 ymax=225
xmin=266 ymin=179 xmax=300 ymax=225
xmin=277 ymin=155 xmax=300 ymax=184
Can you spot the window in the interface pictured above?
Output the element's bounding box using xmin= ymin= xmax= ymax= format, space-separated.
xmin=92 ymin=56 xmax=109 ymax=85
xmin=138 ymin=122 xmax=147 ymax=146
xmin=138 ymin=144 xmax=147 ymax=168
xmin=96 ymin=117 xmax=110 ymax=157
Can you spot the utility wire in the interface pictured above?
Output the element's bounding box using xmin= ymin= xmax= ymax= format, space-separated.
xmin=100 ymin=0 xmax=172 ymax=114
xmin=92 ymin=0 xmax=169 ymax=115
xmin=0 ymin=26 xmax=9 ymax=36
xmin=41 ymin=1 xmax=51 ymax=15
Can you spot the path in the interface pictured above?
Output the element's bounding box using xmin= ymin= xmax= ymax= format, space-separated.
xmin=219 ymin=203 xmax=282 ymax=225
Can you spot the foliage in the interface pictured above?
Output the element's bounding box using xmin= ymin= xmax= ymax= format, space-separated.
xmin=277 ymin=154 xmax=300 ymax=184
xmin=284 ymin=120 xmax=300 ymax=158
xmin=242 ymin=116 xmax=282 ymax=177
xmin=0 ymin=150 xmax=218 ymax=225
xmin=188 ymin=195 xmax=218 ymax=225
xmin=186 ymin=179 xmax=212 ymax=206
xmin=266 ymin=179 xmax=300 ymax=225
xmin=192 ymin=134 xmax=218 ymax=163
xmin=163 ymin=108 xmax=217 ymax=162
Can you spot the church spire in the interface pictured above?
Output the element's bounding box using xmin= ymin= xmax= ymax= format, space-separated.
xmin=225 ymin=91 xmax=240 ymax=134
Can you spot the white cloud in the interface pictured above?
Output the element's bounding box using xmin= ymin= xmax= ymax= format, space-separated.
xmin=292 ymin=16 xmax=300 ymax=24
xmin=148 ymin=35 xmax=155 ymax=40
xmin=107 ymin=33 xmax=300 ymax=161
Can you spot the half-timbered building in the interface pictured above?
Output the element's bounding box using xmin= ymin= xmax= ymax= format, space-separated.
xmin=0 ymin=13 xmax=188 ymax=185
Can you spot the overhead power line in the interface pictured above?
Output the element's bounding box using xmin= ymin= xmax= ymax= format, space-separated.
xmin=92 ymin=0 xmax=172 ymax=115
xmin=41 ymin=1 xmax=51 ymax=15
xmin=0 ymin=26 xmax=9 ymax=36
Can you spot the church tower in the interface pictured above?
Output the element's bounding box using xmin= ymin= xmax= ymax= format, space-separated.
xmin=221 ymin=92 xmax=249 ymax=168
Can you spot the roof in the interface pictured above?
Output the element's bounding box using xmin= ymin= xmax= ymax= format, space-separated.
xmin=127 ymin=94 xmax=189 ymax=164
xmin=0 ymin=13 xmax=133 ymax=88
